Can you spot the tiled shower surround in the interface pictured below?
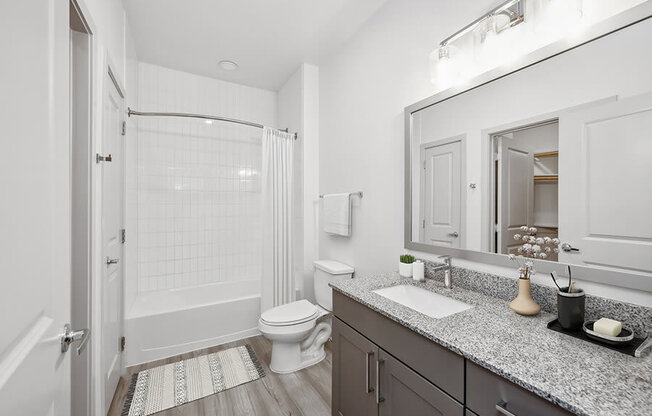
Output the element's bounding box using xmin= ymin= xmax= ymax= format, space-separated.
xmin=136 ymin=63 xmax=276 ymax=292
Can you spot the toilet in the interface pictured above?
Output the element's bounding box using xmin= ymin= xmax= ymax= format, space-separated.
xmin=258 ymin=259 xmax=354 ymax=373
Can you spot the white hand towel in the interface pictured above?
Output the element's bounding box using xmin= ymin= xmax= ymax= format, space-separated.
xmin=323 ymin=193 xmax=351 ymax=237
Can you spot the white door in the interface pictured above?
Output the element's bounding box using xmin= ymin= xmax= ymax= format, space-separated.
xmin=497 ymin=138 xmax=534 ymax=255
xmin=558 ymin=93 xmax=652 ymax=274
xmin=0 ymin=1 xmax=72 ymax=414
xmin=101 ymin=72 xmax=125 ymax=410
xmin=422 ymin=141 xmax=462 ymax=247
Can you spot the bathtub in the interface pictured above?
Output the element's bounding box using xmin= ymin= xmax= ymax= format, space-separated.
xmin=125 ymin=280 xmax=261 ymax=366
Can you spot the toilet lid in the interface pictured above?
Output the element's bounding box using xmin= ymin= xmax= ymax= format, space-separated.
xmin=261 ymin=299 xmax=318 ymax=326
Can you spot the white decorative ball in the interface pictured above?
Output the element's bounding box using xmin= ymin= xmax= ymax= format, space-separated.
xmin=529 ymin=236 xmax=537 ymax=244
xmin=522 ymin=235 xmax=529 ymax=241
xmin=536 ymin=237 xmax=544 ymax=245
xmin=544 ymin=246 xmax=552 ymax=253
xmin=520 ymin=225 xmax=529 ymax=232
xmin=513 ymin=234 xmax=522 ymax=241
xmin=523 ymin=243 xmax=532 ymax=250
xmin=532 ymin=245 xmax=541 ymax=253
xmin=517 ymin=247 xmax=524 ymax=254
xmin=539 ymin=253 xmax=547 ymax=259
xmin=553 ymin=248 xmax=560 ymax=254
xmin=552 ymin=238 xmax=560 ymax=245
xmin=543 ymin=237 xmax=552 ymax=244
xmin=529 ymin=227 xmax=538 ymax=234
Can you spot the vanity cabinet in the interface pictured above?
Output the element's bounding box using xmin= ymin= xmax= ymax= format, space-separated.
xmin=332 ymin=317 xmax=378 ymax=416
xmin=466 ymin=361 xmax=572 ymax=416
xmin=332 ymin=317 xmax=463 ymax=416
xmin=333 ymin=291 xmax=572 ymax=416
xmin=378 ymin=349 xmax=463 ymax=415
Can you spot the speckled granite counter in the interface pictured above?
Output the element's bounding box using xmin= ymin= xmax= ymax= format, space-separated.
xmin=330 ymin=273 xmax=652 ymax=416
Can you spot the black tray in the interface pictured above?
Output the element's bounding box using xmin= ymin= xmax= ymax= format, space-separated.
xmin=547 ymin=319 xmax=647 ymax=357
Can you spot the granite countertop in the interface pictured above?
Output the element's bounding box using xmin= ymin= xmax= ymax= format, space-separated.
xmin=330 ymin=273 xmax=652 ymax=416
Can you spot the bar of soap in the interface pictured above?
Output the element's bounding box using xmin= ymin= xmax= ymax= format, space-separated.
xmin=593 ymin=318 xmax=622 ymax=337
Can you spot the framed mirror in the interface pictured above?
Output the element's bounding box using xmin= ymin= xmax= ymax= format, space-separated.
xmin=405 ymin=4 xmax=652 ymax=291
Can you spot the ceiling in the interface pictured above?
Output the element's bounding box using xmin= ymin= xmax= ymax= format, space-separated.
xmin=123 ymin=0 xmax=389 ymax=91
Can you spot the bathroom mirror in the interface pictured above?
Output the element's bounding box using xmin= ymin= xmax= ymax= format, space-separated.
xmin=405 ymin=6 xmax=652 ymax=291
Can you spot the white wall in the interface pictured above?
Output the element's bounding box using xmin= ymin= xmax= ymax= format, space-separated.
xmin=319 ymin=0 xmax=496 ymax=275
xmin=277 ymin=64 xmax=320 ymax=302
xmin=133 ymin=63 xmax=276 ymax=295
xmin=318 ymin=0 xmax=652 ymax=306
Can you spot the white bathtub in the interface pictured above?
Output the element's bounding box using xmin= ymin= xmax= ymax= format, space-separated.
xmin=125 ymin=280 xmax=261 ymax=366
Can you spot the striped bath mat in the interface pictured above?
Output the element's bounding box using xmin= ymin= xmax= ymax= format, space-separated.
xmin=122 ymin=344 xmax=265 ymax=416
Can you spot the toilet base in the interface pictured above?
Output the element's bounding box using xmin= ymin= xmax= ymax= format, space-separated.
xmin=270 ymin=347 xmax=326 ymax=374
xmin=268 ymin=321 xmax=331 ymax=374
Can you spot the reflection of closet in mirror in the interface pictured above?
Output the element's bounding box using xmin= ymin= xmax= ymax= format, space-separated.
xmin=492 ymin=121 xmax=559 ymax=261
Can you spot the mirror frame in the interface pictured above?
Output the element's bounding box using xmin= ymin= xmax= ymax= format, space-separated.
xmin=404 ymin=3 xmax=652 ymax=292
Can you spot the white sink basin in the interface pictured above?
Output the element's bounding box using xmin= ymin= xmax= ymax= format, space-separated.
xmin=373 ymin=285 xmax=472 ymax=319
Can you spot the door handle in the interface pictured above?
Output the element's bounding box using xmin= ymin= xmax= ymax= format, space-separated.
xmin=106 ymin=256 xmax=120 ymax=265
xmin=496 ymin=400 xmax=518 ymax=416
xmin=448 ymin=232 xmax=459 ymax=238
xmin=61 ymin=324 xmax=90 ymax=355
xmin=365 ymin=351 xmax=375 ymax=393
xmin=376 ymin=359 xmax=385 ymax=404
xmin=560 ymin=243 xmax=579 ymax=252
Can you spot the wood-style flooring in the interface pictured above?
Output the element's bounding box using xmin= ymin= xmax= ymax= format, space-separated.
xmin=107 ymin=335 xmax=331 ymax=416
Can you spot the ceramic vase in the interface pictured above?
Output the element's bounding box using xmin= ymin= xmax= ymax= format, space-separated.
xmin=509 ymin=278 xmax=541 ymax=316
xmin=398 ymin=262 xmax=413 ymax=278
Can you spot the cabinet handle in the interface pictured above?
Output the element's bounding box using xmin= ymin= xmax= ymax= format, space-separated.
xmin=376 ymin=359 xmax=385 ymax=404
xmin=496 ymin=400 xmax=518 ymax=416
xmin=365 ymin=351 xmax=375 ymax=393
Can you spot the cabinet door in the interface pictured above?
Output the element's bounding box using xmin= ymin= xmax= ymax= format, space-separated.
xmin=378 ymin=350 xmax=463 ymax=416
xmin=332 ymin=317 xmax=378 ymax=416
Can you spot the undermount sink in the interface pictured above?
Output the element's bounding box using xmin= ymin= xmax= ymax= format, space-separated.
xmin=373 ymin=284 xmax=472 ymax=318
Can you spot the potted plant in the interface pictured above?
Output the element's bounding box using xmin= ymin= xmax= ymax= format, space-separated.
xmin=399 ymin=254 xmax=414 ymax=278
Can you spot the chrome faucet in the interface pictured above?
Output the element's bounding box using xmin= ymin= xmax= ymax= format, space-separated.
xmin=430 ymin=255 xmax=453 ymax=288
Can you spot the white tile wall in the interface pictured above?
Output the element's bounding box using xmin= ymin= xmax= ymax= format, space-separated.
xmin=136 ymin=63 xmax=276 ymax=292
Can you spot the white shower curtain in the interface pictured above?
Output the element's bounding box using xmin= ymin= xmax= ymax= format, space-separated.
xmin=261 ymin=127 xmax=295 ymax=312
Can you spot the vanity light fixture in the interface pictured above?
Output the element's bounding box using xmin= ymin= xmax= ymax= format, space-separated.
xmin=437 ymin=0 xmax=525 ymax=60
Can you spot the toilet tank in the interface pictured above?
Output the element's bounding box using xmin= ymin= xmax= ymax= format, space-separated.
xmin=313 ymin=260 xmax=354 ymax=311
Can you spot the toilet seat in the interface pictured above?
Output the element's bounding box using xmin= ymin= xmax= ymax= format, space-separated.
xmin=260 ymin=299 xmax=319 ymax=326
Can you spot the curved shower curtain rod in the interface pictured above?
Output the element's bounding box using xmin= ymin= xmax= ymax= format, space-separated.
xmin=127 ymin=107 xmax=298 ymax=140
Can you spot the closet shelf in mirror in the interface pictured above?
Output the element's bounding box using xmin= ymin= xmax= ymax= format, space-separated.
xmin=534 ymin=175 xmax=558 ymax=181
xmin=534 ymin=151 xmax=559 ymax=158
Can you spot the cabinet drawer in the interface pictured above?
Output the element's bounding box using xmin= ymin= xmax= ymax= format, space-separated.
xmin=466 ymin=361 xmax=572 ymax=416
xmin=333 ymin=291 xmax=464 ymax=402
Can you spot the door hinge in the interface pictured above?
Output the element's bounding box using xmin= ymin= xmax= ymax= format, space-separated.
xmin=121 ymin=120 xmax=126 ymax=136
xmin=423 ymin=160 xmax=426 ymax=170
xmin=96 ymin=153 xmax=112 ymax=163
xmin=121 ymin=229 xmax=126 ymax=244
xmin=120 ymin=336 xmax=126 ymax=352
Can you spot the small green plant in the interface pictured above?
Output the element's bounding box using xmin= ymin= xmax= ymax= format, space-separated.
xmin=399 ymin=254 xmax=415 ymax=264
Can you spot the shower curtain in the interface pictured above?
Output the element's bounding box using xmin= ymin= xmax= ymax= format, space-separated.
xmin=261 ymin=127 xmax=295 ymax=312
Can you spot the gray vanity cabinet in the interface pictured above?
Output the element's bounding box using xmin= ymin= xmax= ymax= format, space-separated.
xmin=333 ymin=291 xmax=573 ymax=416
xmin=332 ymin=316 xmax=463 ymax=416
xmin=332 ymin=317 xmax=378 ymax=416
xmin=378 ymin=349 xmax=463 ymax=416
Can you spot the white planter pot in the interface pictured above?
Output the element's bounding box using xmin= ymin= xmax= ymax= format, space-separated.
xmin=398 ymin=262 xmax=413 ymax=278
